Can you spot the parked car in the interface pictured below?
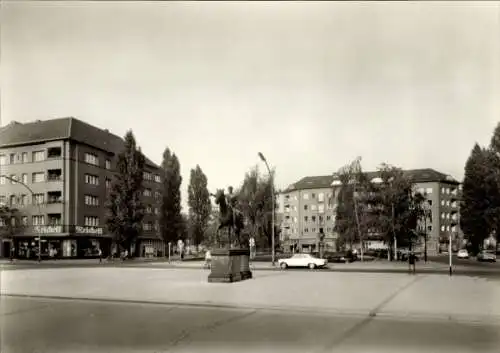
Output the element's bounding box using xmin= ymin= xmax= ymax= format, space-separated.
xmin=457 ymin=249 xmax=469 ymax=259
xmin=278 ymin=253 xmax=328 ymax=269
xmin=477 ymin=250 xmax=497 ymax=262
xmin=324 ymin=251 xmax=357 ymax=263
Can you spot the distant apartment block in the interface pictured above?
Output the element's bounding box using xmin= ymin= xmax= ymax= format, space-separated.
xmin=277 ymin=169 xmax=461 ymax=255
xmin=0 ymin=117 xmax=164 ymax=259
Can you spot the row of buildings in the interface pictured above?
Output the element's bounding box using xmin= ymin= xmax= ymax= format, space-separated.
xmin=276 ymin=169 xmax=463 ymax=256
xmin=0 ymin=117 xmax=164 ymax=259
xmin=0 ymin=116 xmax=464 ymax=259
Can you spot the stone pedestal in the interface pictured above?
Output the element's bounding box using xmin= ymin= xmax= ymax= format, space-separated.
xmin=208 ymin=248 xmax=252 ymax=283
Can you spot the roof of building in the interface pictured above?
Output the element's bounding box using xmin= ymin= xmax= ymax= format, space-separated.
xmin=0 ymin=117 xmax=159 ymax=168
xmin=284 ymin=168 xmax=459 ymax=192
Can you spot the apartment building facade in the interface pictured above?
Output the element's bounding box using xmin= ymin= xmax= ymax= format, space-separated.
xmin=279 ymin=169 xmax=460 ymax=255
xmin=0 ymin=117 xmax=164 ymax=259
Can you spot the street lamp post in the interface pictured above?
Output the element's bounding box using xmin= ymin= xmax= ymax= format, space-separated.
xmin=258 ymin=152 xmax=275 ymax=266
xmin=1 ymin=174 xmax=42 ymax=262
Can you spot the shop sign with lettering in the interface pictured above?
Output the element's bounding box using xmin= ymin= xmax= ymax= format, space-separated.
xmin=76 ymin=226 xmax=103 ymax=235
xmin=33 ymin=225 xmax=62 ymax=234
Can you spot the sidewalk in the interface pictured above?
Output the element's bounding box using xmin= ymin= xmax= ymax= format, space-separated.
xmin=140 ymin=259 xmax=453 ymax=271
xmin=2 ymin=267 xmax=500 ymax=324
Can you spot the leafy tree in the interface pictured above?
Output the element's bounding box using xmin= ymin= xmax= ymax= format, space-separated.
xmin=488 ymin=122 xmax=500 ymax=243
xmin=334 ymin=157 xmax=370 ymax=252
xmin=237 ymin=166 xmax=276 ymax=250
xmin=367 ymin=164 xmax=416 ymax=260
xmin=105 ymin=130 xmax=145 ymax=256
xmin=0 ymin=205 xmax=24 ymax=240
xmin=160 ymin=148 xmax=183 ymax=249
xmin=460 ymin=144 xmax=496 ymax=254
xmin=187 ymin=165 xmax=212 ymax=248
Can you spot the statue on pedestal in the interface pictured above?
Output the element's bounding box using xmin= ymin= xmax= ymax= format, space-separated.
xmin=211 ymin=187 xmax=245 ymax=248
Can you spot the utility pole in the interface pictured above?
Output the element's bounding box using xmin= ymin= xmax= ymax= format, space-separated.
xmin=258 ymin=152 xmax=275 ymax=266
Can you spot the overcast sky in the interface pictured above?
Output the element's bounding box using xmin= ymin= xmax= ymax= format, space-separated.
xmin=2 ymin=1 xmax=499 ymax=210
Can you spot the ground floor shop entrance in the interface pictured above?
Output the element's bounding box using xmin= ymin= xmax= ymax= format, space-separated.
xmin=12 ymin=236 xmax=112 ymax=259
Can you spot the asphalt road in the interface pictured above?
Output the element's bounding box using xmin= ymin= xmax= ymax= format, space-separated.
xmin=1 ymin=296 xmax=499 ymax=353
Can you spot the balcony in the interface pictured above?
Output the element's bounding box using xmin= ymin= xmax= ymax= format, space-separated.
xmin=47 ymin=191 xmax=63 ymax=204
xmin=47 ymin=147 xmax=62 ymax=159
xmin=47 ymin=169 xmax=62 ymax=182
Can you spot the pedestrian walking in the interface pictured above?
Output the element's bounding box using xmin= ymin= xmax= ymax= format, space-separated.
xmin=9 ymin=246 xmax=15 ymax=263
xmin=204 ymin=249 xmax=212 ymax=269
xmin=409 ymin=252 xmax=416 ymax=274
xmin=98 ymin=248 xmax=102 ymax=263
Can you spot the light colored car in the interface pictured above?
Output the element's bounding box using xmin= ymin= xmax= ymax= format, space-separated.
xmin=278 ymin=253 xmax=328 ymax=270
xmin=457 ymin=249 xmax=469 ymax=259
xmin=477 ymin=250 xmax=497 ymax=262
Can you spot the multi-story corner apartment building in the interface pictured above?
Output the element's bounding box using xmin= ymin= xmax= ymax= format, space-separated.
xmin=0 ymin=117 xmax=164 ymax=259
xmin=278 ymin=169 xmax=460 ymax=255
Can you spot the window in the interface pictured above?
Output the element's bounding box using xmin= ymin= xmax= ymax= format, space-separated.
xmin=47 ymin=147 xmax=61 ymax=158
xmin=426 ymin=188 xmax=433 ymax=194
xmin=0 ymin=195 xmax=5 ymax=205
xmin=32 ymin=172 xmax=45 ymax=183
xmin=33 ymin=193 xmax=45 ymax=205
xmin=427 ymin=200 xmax=432 ymax=206
xmin=293 ymin=217 xmax=298 ymax=223
xmin=84 ymin=195 xmax=99 ymax=206
xmin=311 ymin=193 xmax=316 ymax=199
xmin=143 ymin=222 xmax=153 ymax=231
xmin=446 ymin=213 xmax=450 ymax=219
xmin=446 ymin=225 xmax=450 ymax=231
xmin=441 ymin=187 xmax=445 ymax=194
xmin=312 ymin=228 xmax=316 ymax=232
xmin=303 ymin=193 xmax=309 ymax=200
xmin=427 ymin=225 xmax=432 ymax=231
xmin=9 ymin=154 xmax=15 ymax=164
xmin=105 ymin=178 xmax=111 ymax=189
xmin=0 ymin=155 xmax=6 ymax=165
xmin=105 ymin=159 xmax=111 ymax=170
xmin=326 ymin=215 xmax=331 ymax=221
xmin=10 ymin=175 xmax=17 ymax=184
xmin=146 ymin=205 xmax=152 ymax=214
xmin=47 ymin=191 xmax=62 ymax=204
xmin=10 ymin=195 xmax=16 ymax=206
xmin=21 ymin=173 xmax=28 ymax=184
xmin=32 ymin=215 xmax=45 ymax=226
xmin=84 ymin=153 xmax=99 ymax=166
xmin=154 ymin=207 xmax=159 ymax=215
xmin=143 ymin=172 xmax=152 ymax=181
xmin=20 ymin=195 xmax=28 ymax=206
xmin=311 ymin=204 xmax=317 ymax=211
xmin=318 ymin=193 xmax=324 ymax=202
xmin=154 ymin=174 xmax=161 ymax=183
xmin=84 ymin=174 xmax=99 ymax=185
xmin=84 ymin=216 xmax=99 ymax=227
xmin=304 ymin=205 xmax=308 ymax=211
xmin=143 ymin=188 xmax=152 ymax=197
xmin=446 ymin=188 xmax=450 ymax=195
xmin=0 ymin=176 xmax=6 ymax=185
xmin=154 ymin=191 xmax=161 ymax=200
xmin=441 ymin=213 xmax=445 ymax=219
xmin=304 ymin=228 xmax=309 ymax=233
xmin=304 ymin=216 xmax=308 ymax=221
xmin=22 ymin=152 xmax=28 ymax=163
xmin=33 ymin=151 xmax=45 ymax=162
xmin=154 ymin=221 xmax=159 ymax=231
xmin=312 ymin=216 xmax=316 ymax=222
xmin=441 ymin=200 xmax=445 ymax=206
xmin=318 ymin=204 xmax=325 ymax=213
xmin=21 ymin=216 xmax=28 ymax=226
xmin=440 ymin=225 xmax=445 ymax=232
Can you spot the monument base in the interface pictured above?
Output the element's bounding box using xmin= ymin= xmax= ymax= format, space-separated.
xmin=208 ymin=248 xmax=252 ymax=283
